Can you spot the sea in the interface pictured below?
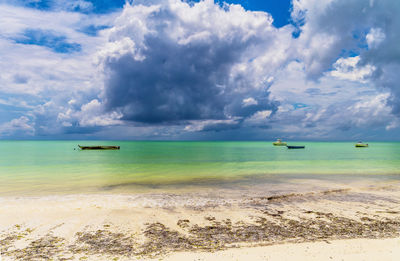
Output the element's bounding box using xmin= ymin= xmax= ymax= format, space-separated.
xmin=0 ymin=141 xmax=399 ymax=196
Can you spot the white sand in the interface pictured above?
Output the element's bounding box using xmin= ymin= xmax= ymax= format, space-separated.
xmin=162 ymin=237 xmax=400 ymax=261
xmin=1 ymin=181 xmax=400 ymax=260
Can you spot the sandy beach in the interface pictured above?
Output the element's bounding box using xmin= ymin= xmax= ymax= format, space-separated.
xmin=164 ymin=237 xmax=400 ymax=261
xmin=1 ymin=179 xmax=400 ymax=260
xmin=2 ymin=0 xmax=400 ymax=258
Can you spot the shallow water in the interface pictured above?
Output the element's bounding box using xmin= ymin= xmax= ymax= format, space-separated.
xmin=0 ymin=141 xmax=399 ymax=195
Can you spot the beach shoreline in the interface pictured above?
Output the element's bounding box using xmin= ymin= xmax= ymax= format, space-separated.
xmin=1 ymin=179 xmax=400 ymax=260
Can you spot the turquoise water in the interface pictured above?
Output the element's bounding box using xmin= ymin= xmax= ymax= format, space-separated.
xmin=0 ymin=141 xmax=399 ymax=195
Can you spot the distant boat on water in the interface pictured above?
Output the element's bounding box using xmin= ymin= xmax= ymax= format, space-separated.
xmin=355 ymin=142 xmax=368 ymax=148
xmin=273 ymin=139 xmax=287 ymax=146
xmin=78 ymin=145 xmax=120 ymax=150
xmin=287 ymin=145 xmax=305 ymax=149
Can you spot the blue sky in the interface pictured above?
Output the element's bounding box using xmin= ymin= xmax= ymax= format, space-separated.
xmin=11 ymin=0 xmax=126 ymax=13
xmin=12 ymin=0 xmax=293 ymax=26
xmin=220 ymin=0 xmax=292 ymax=27
xmin=0 ymin=0 xmax=400 ymax=140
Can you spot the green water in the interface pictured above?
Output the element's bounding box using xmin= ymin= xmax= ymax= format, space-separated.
xmin=0 ymin=141 xmax=399 ymax=195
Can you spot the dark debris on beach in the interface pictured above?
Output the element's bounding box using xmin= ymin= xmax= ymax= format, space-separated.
xmin=2 ymin=213 xmax=400 ymax=260
xmin=1 ymin=189 xmax=400 ymax=260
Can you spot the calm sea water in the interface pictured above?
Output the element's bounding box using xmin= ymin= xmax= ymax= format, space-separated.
xmin=0 ymin=141 xmax=399 ymax=195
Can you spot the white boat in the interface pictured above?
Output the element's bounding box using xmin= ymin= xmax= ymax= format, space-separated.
xmin=273 ymin=139 xmax=287 ymax=146
xmin=355 ymin=142 xmax=368 ymax=148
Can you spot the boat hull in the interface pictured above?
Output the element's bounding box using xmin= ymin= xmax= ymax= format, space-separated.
xmin=355 ymin=144 xmax=368 ymax=148
xmin=78 ymin=145 xmax=120 ymax=150
xmin=287 ymin=145 xmax=305 ymax=149
xmin=273 ymin=142 xmax=287 ymax=146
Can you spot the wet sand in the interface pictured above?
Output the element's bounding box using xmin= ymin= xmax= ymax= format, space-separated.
xmin=1 ymin=179 xmax=400 ymax=260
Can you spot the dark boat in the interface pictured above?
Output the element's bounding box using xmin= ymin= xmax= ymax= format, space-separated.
xmin=78 ymin=145 xmax=120 ymax=150
xmin=286 ymin=145 xmax=305 ymax=149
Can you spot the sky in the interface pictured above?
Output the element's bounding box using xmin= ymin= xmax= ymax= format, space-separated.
xmin=0 ymin=0 xmax=400 ymax=140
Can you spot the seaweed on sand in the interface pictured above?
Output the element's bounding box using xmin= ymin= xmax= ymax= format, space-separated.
xmin=6 ymin=234 xmax=68 ymax=261
xmin=139 ymin=222 xmax=193 ymax=257
xmin=2 ymin=212 xmax=400 ymax=260
xmin=0 ymin=225 xmax=34 ymax=253
xmin=138 ymin=212 xmax=400 ymax=257
xmin=70 ymin=229 xmax=138 ymax=257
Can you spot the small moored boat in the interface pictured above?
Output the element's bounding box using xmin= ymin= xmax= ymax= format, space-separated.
xmin=355 ymin=142 xmax=368 ymax=148
xmin=287 ymin=145 xmax=305 ymax=149
xmin=273 ymin=139 xmax=287 ymax=146
xmin=78 ymin=145 xmax=120 ymax=150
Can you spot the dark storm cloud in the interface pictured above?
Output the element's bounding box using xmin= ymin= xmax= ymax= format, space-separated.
xmin=103 ymin=35 xmax=239 ymax=123
xmin=199 ymin=120 xmax=242 ymax=132
xmin=100 ymin=1 xmax=281 ymax=127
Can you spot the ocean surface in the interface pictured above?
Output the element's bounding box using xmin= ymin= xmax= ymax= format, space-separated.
xmin=0 ymin=141 xmax=399 ymax=196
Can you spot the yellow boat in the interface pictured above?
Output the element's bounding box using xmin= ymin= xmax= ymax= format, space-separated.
xmin=355 ymin=142 xmax=368 ymax=148
xmin=273 ymin=139 xmax=287 ymax=146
